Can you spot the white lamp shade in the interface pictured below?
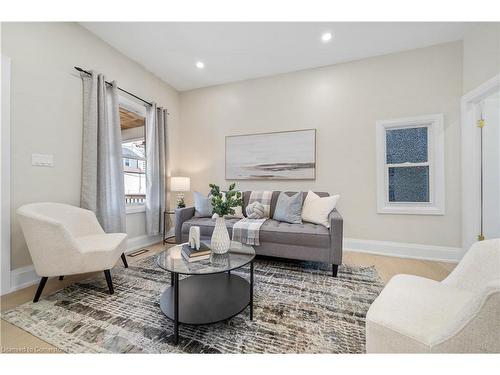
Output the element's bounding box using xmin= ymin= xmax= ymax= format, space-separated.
xmin=170 ymin=177 xmax=190 ymax=192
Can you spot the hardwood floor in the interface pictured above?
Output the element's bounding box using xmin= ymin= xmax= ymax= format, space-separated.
xmin=0 ymin=242 xmax=456 ymax=353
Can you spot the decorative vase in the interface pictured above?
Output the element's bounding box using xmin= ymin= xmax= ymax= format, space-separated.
xmin=211 ymin=217 xmax=230 ymax=254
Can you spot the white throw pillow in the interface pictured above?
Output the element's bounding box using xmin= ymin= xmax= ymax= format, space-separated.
xmin=228 ymin=205 xmax=244 ymax=219
xmin=301 ymin=191 xmax=340 ymax=228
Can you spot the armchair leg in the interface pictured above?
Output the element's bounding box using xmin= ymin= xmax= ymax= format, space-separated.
xmin=121 ymin=253 xmax=129 ymax=268
xmin=59 ymin=276 xmax=64 ymax=281
xmin=33 ymin=277 xmax=48 ymax=302
xmin=104 ymin=270 xmax=114 ymax=295
xmin=332 ymin=264 xmax=339 ymax=278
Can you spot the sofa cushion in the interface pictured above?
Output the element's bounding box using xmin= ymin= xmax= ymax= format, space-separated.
xmin=273 ymin=191 xmax=303 ymax=224
xmin=243 ymin=191 xmax=329 ymax=218
xmin=301 ymin=191 xmax=340 ymax=228
xmin=182 ymin=217 xmax=330 ymax=248
xmin=259 ymin=219 xmax=330 ymax=248
xmin=181 ymin=217 xmax=241 ymax=238
xmin=193 ymin=191 xmax=213 ymax=217
xmin=246 ymin=201 xmax=266 ymax=219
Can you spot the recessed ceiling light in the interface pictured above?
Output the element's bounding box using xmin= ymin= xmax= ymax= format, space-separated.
xmin=196 ymin=61 xmax=205 ymax=69
xmin=321 ymin=32 xmax=333 ymax=42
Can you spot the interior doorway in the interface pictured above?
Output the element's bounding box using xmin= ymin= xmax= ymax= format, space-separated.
xmin=481 ymin=91 xmax=500 ymax=240
xmin=1 ymin=55 xmax=12 ymax=295
xmin=462 ymin=75 xmax=500 ymax=250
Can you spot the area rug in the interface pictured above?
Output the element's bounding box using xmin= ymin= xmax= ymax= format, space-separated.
xmin=2 ymin=254 xmax=384 ymax=353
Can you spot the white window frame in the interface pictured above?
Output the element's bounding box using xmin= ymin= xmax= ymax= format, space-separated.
xmin=376 ymin=114 xmax=445 ymax=215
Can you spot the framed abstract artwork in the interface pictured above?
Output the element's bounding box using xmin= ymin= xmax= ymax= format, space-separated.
xmin=225 ymin=129 xmax=316 ymax=180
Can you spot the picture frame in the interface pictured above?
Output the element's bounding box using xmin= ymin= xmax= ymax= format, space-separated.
xmin=225 ymin=129 xmax=316 ymax=180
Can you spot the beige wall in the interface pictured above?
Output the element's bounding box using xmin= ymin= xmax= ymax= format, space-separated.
xmin=2 ymin=22 xmax=180 ymax=269
xmin=2 ymin=23 xmax=470 ymax=268
xmin=463 ymin=23 xmax=500 ymax=94
xmin=178 ymin=42 xmax=463 ymax=248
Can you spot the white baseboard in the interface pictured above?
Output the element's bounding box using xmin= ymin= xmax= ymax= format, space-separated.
xmin=9 ymin=264 xmax=39 ymax=294
xmin=3 ymin=234 xmax=168 ymax=296
xmin=344 ymin=237 xmax=465 ymax=263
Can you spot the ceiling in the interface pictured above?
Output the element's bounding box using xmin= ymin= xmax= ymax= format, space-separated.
xmin=81 ymin=22 xmax=470 ymax=91
xmin=119 ymin=107 xmax=145 ymax=130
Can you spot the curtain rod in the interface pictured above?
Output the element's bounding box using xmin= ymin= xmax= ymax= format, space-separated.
xmin=74 ymin=66 xmax=170 ymax=115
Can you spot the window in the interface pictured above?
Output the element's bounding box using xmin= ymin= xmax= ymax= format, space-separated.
xmin=122 ymin=139 xmax=146 ymax=205
xmin=119 ymin=96 xmax=147 ymax=213
xmin=376 ymin=114 xmax=445 ymax=215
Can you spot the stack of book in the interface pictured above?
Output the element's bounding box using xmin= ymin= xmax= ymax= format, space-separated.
xmin=181 ymin=242 xmax=212 ymax=262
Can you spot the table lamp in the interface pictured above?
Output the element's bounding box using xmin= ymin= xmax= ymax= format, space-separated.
xmin=171 ymin=177 xmax=190 ymax=208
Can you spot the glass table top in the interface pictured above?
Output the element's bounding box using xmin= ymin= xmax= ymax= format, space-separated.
xmin=157 ymin=241 xmax=255 ymax=275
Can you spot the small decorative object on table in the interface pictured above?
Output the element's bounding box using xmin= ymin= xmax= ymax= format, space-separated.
xmin=181 ymin=242 xmax=211 ymax=262
xmin=209 ymin=183 xmax=242 ymax=254
xmin=188 ymin=226 xmax=200 ymax=250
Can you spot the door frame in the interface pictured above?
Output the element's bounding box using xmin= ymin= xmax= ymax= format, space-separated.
xmin=461 ymin=74 xmax=500 ymax=250
xmin=1 ymin=55 xmax=11 ymax=295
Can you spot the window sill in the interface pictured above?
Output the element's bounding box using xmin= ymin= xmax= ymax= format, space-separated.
xmin=126 ymin=205 xmax=146 ymax=214
xmin=377 ymin=205 xmax=444 ymax=215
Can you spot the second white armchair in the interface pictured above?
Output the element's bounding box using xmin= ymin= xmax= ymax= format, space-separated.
xmin=17 ymin=202 xmax=128 ymax=302
xmin=366 ymin=238 xmax=500 ymax=353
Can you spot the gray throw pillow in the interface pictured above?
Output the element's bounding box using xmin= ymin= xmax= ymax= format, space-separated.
xmin=273 ymin=192 xmax=303 ymax=224
xmin=194 ymin=191 xmax=213 ymax=217
xmin=245 ymin=202 xmax=266 ymax=219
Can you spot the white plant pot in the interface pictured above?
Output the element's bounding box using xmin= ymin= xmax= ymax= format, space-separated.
xmin=211 ymin=217 xmax=230 ymax=254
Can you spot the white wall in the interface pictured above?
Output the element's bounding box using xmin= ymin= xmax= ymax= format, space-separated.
xmin=178 ymin=41 xmax=463 ymax=249
xmin=2 ymin=23 xmax=474 ymax=269
xmin=463 ymin=23 xmax=500 ymax=94
xmin=1 ymin=22 xmax=180 ymax=269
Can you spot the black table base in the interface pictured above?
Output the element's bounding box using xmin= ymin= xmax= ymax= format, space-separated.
xmin=160 ymin=267 xmax=253 ymax=345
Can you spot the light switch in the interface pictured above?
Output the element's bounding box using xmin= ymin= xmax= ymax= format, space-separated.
xmin=32 ymin=153 xmax=54 ymax=167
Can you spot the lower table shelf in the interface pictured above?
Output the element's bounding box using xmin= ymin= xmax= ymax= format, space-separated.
xmin=159 ymin=273 xmax=251 ymax=325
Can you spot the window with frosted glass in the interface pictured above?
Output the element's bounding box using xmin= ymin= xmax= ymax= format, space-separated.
xmin=385 ymin=126 xmax=430 ymax=203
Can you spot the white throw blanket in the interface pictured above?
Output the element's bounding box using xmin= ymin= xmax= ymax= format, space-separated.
xmin=232 ymin=191 xmax=273 ymax=246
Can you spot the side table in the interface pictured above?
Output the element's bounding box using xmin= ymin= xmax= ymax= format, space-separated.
xmin=163 ymin=210 xmax=176 ymax=244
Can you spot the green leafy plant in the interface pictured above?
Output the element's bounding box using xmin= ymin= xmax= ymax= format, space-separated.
xmin=177 ymin=196 xmax=186 ymax=208
xmin=209 ymin=183 xmax=243 ymax=217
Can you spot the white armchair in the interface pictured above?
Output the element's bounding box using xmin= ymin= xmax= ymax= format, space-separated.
xmin=17 ymin=202 xmax=128 ymax=302
xmin=366 ymin=238 xmax=500 ymax=353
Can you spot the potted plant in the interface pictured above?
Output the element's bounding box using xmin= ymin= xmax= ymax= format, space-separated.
xmin=209 ymin=183 xmax=242 ymax=253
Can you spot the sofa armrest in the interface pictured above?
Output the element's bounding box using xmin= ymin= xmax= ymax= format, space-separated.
xmin=329 ymin=209 xmax=343 ymax=265
xmin=174 ymin=207 xmax=195 ymax=244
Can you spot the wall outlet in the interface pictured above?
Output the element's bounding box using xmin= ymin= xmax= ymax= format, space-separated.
xmin=32 ymin=153 xmax=54 ymax=167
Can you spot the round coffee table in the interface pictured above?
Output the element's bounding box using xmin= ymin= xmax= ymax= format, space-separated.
xmin=157 ymin=241 xmax=255 ymax=345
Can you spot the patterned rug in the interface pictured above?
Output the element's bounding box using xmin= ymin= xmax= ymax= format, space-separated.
xmin=2 ymin=254 xmax=384 ymax=353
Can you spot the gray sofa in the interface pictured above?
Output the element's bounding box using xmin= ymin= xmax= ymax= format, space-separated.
xmin=175 ymin=191 xmax=343 ymax=276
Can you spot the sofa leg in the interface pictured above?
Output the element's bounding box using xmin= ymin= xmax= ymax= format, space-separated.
xmin=33 ymin=277 xmax=48 ymax=302
xmin=332 ymin=264 xmax=338 ymax=278
xmin=104 ymin=270 xmax=114 ymax=295
xmin=121 ymin=253 xmax=129 ymax=268
xmin=59 ymin=276 xmax=64 ymax=281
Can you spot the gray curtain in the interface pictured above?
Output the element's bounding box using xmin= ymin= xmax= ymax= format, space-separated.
xmin=145 ymin=104 xmax=167 ymax=235
xmin=80 ymin=72 xmax=126 ymax=233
